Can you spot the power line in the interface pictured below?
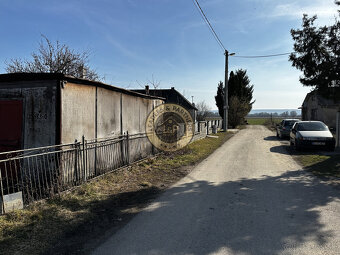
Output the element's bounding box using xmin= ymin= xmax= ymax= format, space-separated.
xmin=190 ymin=0 xmax=292 ymax=59
xmin=233 ymin=52 xmax=293 ymax=58
xmin=191 ymin=0 xmax=226 ymax=51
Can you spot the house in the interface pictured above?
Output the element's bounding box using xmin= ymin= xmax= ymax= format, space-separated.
xmin=131 ymin=86 xmax=198 ymax=123
xmin=301 ymin=91 xmax=340 ymax=129
xmin=0 ymin=73 xmax=164 ymax=152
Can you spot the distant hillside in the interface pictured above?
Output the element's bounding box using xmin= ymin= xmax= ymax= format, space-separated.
xmin=211 ymin=109 xmax=301 ymax=116
xmin=249 ymin=109 xmax=301 ymax=115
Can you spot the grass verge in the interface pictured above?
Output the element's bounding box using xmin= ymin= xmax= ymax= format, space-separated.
xmin=0 ymin=131 xmax=233 ymax=255
xmin=293 ymin=152 xmax=340 ymax=180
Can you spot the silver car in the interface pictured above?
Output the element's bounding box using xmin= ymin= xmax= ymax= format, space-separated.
xmin=276 ymin=119 xmax=300 ymax=138
xmin=290 ymin=121 xmax=335 ymax=151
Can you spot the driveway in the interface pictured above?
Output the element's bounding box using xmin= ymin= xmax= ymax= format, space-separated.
xmin=92 ymin=125 xmax=340 ymax=255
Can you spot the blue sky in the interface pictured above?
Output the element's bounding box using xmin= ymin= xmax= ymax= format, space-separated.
xmin=0 ymin=0 xmax=338 ymax=110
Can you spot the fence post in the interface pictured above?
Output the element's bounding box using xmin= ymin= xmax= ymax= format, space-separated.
xmin=82 ymin=135 xmax=87 ymax=182
xmin=94 ymin=137 xmax=97 ymax=176
xmin=74 ymin=139 xmax=78 ymax=184
xmin=0 ymin=170 xmax=4 ymax=214
xmin=126 ymin=131 xmax=130 ymax=165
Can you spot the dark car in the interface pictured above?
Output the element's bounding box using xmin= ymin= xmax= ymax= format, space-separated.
xmin=290 ymin=121 xmax=335 ymax=151
xmin=276 ymin=119 xmax=300 ymax=138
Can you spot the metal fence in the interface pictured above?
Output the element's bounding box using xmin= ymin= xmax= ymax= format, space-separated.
xmin=0 ymin=132 xmax=154 ymax=214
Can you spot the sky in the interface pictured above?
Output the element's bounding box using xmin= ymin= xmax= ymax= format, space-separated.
xmin=0 ymin=0 xmax=339 ymax=110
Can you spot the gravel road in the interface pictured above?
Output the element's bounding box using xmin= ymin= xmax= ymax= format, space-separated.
xmin=92 ymin=125 xmax=340 ymax=255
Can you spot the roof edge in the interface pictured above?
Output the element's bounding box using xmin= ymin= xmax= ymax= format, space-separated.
xmin=0 ymin=73 xmax=165 ymax=100
xmin=131 ymin=87 xmax=198 ymax=110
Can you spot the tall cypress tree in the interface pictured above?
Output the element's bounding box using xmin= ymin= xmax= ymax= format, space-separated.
xmin=228 ymin=69 xmax=254 ymax=105
xmin=228 ymin=69 xmax=255 ymax=127
xmin=215 ymin=81 xmax=224 ymax=118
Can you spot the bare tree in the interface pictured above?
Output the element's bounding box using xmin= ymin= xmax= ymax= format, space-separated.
xmin=5 ymin=35 xmax=100 ymax=81
xmin=196 ymin=100 xmax=211 ymax=121
xmin=136 ymin=74 xmax=161 ymax=96
xmin=147 ymin=74 xmax=161 ymax=89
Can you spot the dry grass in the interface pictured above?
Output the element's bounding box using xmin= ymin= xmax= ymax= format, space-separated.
xmin=0 ymin=131 xmax=233 ymax=255
xmin=294 ymin=153 xmax=340 ymax=180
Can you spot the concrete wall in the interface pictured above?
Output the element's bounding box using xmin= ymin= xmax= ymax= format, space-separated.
xmin=0 ymin=81 xmax=57 ymax=149
xmin=122 ymin=96 xmax=163 ymax=134
xmin=123 ymin=97 xmax=163 ymax=162
xmin=61 ymin=82 xmax=96 ymax=143
xmin=0 ymin=78 xmax=163 ymax=152
xmin=303 ymin=96 xmax=338 ymax=129
xmin=322 ymin=108 xmax=338 ymax=129
xmin=97 ymin=87 xmax=121 ymax=138
xmin=60 ymin=81 xmax=164 ymax=182
xmin=61 ymin=82 xmax=164 ymax=143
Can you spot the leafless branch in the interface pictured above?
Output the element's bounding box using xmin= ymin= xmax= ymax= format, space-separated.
xmin=5 ymin=35 xmax=101 ymax=81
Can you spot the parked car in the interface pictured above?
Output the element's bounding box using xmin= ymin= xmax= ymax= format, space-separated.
xmin=276 ymin=119 xmax=300 ymax=138
xmin=290 ymin=121 xmax=335 ymax=151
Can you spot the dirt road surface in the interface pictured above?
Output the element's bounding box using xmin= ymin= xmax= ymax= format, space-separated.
xmin=92 ymin=125 xmax=340 ymax=255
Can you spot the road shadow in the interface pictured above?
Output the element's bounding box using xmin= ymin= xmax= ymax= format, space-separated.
xmin=270 ymin=143 xmax=337 ymax=156
xmin=264 ymin=135 xmax=289 ymax=141
xmin=269 ymin=145 xmax=292 ymax=155
xmin=264 ymin=135 xmax=335 ymax=157
xmin=263 ymin=136 xmax=278 ymax=141
xmin=92 ymin=170 xmax=340 ymax=255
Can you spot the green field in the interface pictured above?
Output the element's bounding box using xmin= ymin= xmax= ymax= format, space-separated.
xmin=246 ymin=118 xmax=282 ymax=125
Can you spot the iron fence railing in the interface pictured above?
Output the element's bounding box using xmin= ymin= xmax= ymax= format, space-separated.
xmin=0 ymin=132 xmax=153 ymax=214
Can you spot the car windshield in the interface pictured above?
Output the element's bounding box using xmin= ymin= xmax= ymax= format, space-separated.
xmin=297 ymin=122 xmax=328 ymax=131
xmin=284 ymin=120 xmax=298 ymax=126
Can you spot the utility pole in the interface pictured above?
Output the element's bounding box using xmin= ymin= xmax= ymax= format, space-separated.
xmin=223 ymin=50 xmax=229 ymax=131
xmin=223 ymin=50 xmax=235 ymax=131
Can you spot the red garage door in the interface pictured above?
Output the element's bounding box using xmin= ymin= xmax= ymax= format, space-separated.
xmin=0 ymin=100 xmax=23 ymax=153
xmin=0 ymin=100 xmax=23 ymax=195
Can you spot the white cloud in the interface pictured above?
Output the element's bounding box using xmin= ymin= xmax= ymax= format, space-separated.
xmin=266 ymin=0 xmax=338 ymax=24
